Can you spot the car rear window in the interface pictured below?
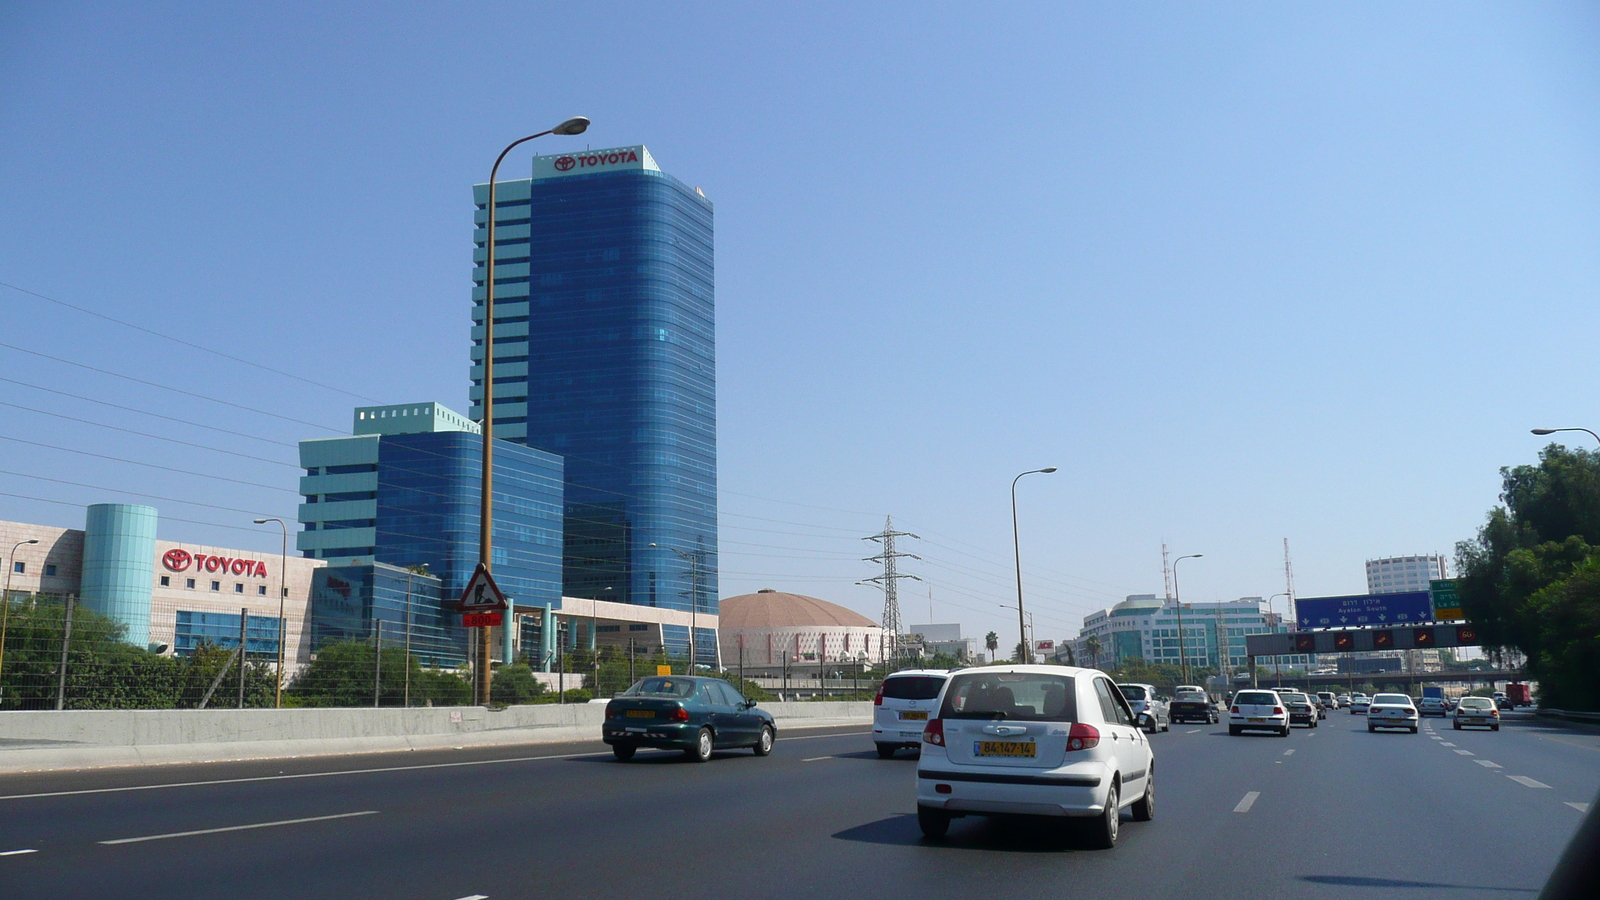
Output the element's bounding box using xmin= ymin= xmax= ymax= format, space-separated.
xmin=882 ymin=675 xmax=945 ymax=701
xmin=1373 ymin=694 xmax=1410 ymax=705
xmin=621 ymin=677 xmax=696 ymax=698
xmin=940 ymin=672 xmax=1076 ymax=721
xmin=1460 ymin=698 xmax=1493 ymax=709
xmin=1236 ymin=692 xmax=1277 ymax=705
xmin=1117 ymin=684 xmax=1148 ymax=701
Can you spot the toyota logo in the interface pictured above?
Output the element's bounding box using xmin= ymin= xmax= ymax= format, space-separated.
xmin=554 ymin=156 xmax=576 ymax=172
xmin=162 ymin=548 xmax=193 ymax=572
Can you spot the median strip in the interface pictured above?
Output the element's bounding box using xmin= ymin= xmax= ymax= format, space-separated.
xmin=99 ymin=810 xmax=378 ymax=845
xmin=1233 ymin=791 xmax=1260 ymax=813
xmin=1506 ymin=776 xmax=1551 ymax=789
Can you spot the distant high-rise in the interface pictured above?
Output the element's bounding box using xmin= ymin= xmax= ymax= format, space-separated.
xmin=469 ymin=145 xmax=717 ymax=661
xmin=1365 ymin=555 xmax=1448 ymax=595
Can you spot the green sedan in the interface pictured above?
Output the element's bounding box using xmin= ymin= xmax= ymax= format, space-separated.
xmin=602 ymin=676 xmax=777 ymax=762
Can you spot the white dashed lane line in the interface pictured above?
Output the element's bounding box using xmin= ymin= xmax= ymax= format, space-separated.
xmin=0 ymin=849 xmax=38 ymax=856
xmin=1568 ymin=803 xmax=1591 ymax=813
xmin=1283 ymin=749 xmax=1295 ymax=756
xmin=1506 ymin=776 xmax=1552 ymax=789
xmin=1453 ymin=750 xmax=1475 ymax=756
xmin=452 ymin=895 xmax=489 ymax=900
xmin=1440 ymin=742 xmax=1456 ymax=747
xmin=1233 ymin=792 xmax=1260 ymax=813
xmin=1474 ymin=760 xmax=1502 ymax=768
xmin=99 ymin=810 xmax=379 ymax=845
xmin=1186 ymin=729 xmax=1201 ymax=734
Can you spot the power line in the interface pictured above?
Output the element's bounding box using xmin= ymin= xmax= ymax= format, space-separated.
xmin=0 ymin=435 xmax=299 ymax=494
xmin=0 ymin=401 xmax=299 ymax=469
xmin=0 ymin=469 xmax=289 ymax=519
xmin=0 ymin=280 xmax=381 ymax=403
xmin=0 ymin=376 xmax=299 ymax=448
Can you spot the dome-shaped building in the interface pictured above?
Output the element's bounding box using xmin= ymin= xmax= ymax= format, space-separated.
xmin=719 ymin=589 xmax=886 ymax=670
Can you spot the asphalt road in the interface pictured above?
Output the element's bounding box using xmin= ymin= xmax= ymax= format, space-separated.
xmin=0 ymin=710 xmax=1594 ymax=900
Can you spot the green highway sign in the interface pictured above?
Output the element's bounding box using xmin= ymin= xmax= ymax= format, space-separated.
xmin=1430 ymin=579 xmax=1463 ymax=621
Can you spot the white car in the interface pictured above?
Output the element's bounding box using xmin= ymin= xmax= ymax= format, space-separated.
xmin=1418 ymin=697 xmax=1448 ymax=717
xmin=873 ymin=669 xmax=949 ymax=758
xmin=915 ymin=665 xmax=1153 ymax=849
xmin=1228 ymin=689 xmax=1290 ymax=737
xmin=1367 ymin=693 xmax=1419 ymax=733
xmin=1454 ymin=696 xmax=1501 ymax=731
xmin=1349 ymin=694 xmax=1371 ymax=714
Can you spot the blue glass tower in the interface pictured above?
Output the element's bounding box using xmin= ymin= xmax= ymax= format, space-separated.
xmin=470 ymin=146 xmax=717 ymax=637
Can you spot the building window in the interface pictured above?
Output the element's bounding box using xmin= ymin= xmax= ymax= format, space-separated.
xmin=258 ymin=585 xmax=267 ymax=596
xmin=11 ymin=562 xmax=21 ymax=574
xmin=186 ymin=578 xmax=196 ymax=589
xmin=160 ymin=575 xmax=171 ymax=587
xmin=44 ymin=564 xmax=57 ymax=577
xmin=234 ymin=583 xmax=244 ymax=593
xmin=211 ymin=581 xmax=221 ymax=591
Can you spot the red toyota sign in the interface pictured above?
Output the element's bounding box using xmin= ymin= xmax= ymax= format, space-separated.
xmin=162 ymin=548 xmax=192 ymax=571
xmin=554 ymin=156 xmax=575 ymax=171
xmin=161 ymin=549 xmax=268 ymax=577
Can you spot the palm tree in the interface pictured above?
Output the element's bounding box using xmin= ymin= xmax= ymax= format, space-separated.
xmin=984 ymin=631 xmax=999 ymax=662
xmin=1085 ymin=634 xmax=1101 ymax=670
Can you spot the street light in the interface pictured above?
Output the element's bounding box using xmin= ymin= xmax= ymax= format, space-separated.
xmin=650 ymin=543 xmax=701 ymax=672
xmin=1266 ymin=591 xmax=1290 ymax=684
xmin=1531 ymin=427 xmax=1600 ymax=446
xmin=253 ymin=518 xmax=289 ymax=708
xmin=478 ymin=116 xmax=590 ymax=705
xmin=998 ymin=603 xmax=1036 ymax=662
xmin=1011 ymin=466 xmax=1057 ymax=662
xmin=1171 ymin=553 xmax=1203 ymax=683
xmin=0 ymin=539 xmax=41 ymax=681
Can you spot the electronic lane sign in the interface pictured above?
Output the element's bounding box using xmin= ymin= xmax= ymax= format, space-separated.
xmin=1295 ymin=591 xmax=1434 ymax=629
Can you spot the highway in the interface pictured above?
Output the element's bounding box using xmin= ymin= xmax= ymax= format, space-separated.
xmin=0 ymin=709 xmax=1593 ymax=899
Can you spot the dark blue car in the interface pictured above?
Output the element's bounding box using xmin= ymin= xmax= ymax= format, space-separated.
xmin=603 ymin=676 xmax=776 ymax=762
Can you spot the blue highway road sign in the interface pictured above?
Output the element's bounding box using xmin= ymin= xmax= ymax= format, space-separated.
xmin=1296 ymin=591 xmax=1434 ymax=629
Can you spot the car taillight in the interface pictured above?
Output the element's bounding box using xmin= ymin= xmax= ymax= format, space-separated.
xmin=605 ymin=703 xmax=619 ymax=719
xmin=1491 ymin=710 xmax=1499 ymax=716
xmin=1272 ymin=707 xmax=1283 ymax=715
xmin=874 ymin=685 xmax=884 ymax=706
xmin=1067 ymin=723 xmax=1100 ymax=751
xmin=670 ymin=706 xmax=690 ymax=722
xmin=922 ymin=719 xmax=945 ymax=746
xmin=1231 ymin=706 xmax=1240 ymax=714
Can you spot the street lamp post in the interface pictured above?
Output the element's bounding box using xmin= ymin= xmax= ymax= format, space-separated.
xmin=478 ymin=116 xmax=590 ymax=705
xmin=0 ymin=539 xmax=41 ymax=682
xmin=1532 ymin=427 xmax=1600 ymax=446
xmin=253 ymin=518 xmax=289 ymax=708
xmin=1011 ymin=467 xmax=1057 ymax=663
xmin=1266 ymin=591 xmax=1290 ymax=684
xmin=1172 ymin=554 xmax=1203 ymax=683
xmin=650 ymin=543 xmax=700 ymax=672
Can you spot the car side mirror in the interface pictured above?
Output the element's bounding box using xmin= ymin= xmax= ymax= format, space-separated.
xmin=744 ymin=700 xmax=758 ymax=709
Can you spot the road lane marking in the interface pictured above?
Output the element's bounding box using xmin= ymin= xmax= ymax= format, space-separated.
xmin=1506 ymin=776 xmax=1551 ymax=789
xmin=1233 ymin=792 xmax=1260 ymax=813
xmin=1283 ymin=749 xmax=1295 ymax=756
xmin=1186 ymin=729 xmax=1201 ymax=734
xmin=1440 ymin=742 xmax=1456 ymax=747
xmin=1454 ymin=749 xmax=1475 ymax=756
xmin=1475 ymin=760 xmax=1502 ymax=768
xmin=802 ymin=756 xmax=837 ymax=762
xmin=99 ymin=810 xmax=379 ymax=845
xmin=452 ymin=896 xmax=489 ymax=900
xmin=1568 ymin=803 xmax=1591 ymax=813
xmin=0 ymin=849 xmax=38 ymax=856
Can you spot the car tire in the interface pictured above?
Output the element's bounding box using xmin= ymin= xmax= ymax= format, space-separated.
xmin=876 ymin=743 xmax=897 ymax=759
xmin=1162 ymin=720 xmax=1170 ymax=733
xmin=685 ymin=727 xmax=713 ymax=763
xmin=1453 ymin=721 xmax=1462 ymax=730
xmin=1131 ymin=772 xmax=1154 ymax=822
xmin=1491 ymin=724 xmax=1500 ymax=732
xmin=612 ymin=743 xmax=636 ymax=762
xmin=1082 ymin=781 xmax=1120 ymax=849
xmin=1279 ymin=726 xmax=1290 ymax=737
xmin=1367 ymin=723 xmax=1376 ymax=733
xmin=753 ymin=725 xmax=775 ymax=756
xmin=1409 ymin=726 xmax=1418 ymax=734
xmin=917 ymin=805 xmax=951 ymax=840
xmin=1229 ymin=725 xmax=1241 ymax=736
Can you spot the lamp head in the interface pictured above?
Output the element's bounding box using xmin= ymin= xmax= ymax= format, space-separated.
xmin=552 ymin=116 xmax=591 ymax=136
xmin=648 ymin=543 xmax=658 ymax=548
xmin=1041 ymin=467 xmax=1058 ymax=473
xmin=1531 ymin=428 xmax=1556 ymax=435
xmin=23 ymin=539 xmax=38 ymax=545
xmin=253 ymin=519 xmax=269 ymax=524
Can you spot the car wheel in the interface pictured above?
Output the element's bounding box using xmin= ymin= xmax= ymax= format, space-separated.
xmin=685 ymin=727 xmax=713 ymax=762
xmin=1162 ymin=720 xmax=1170 ymax=733
xmin=1491 ymin=724 xmax=1500 ymax=732
xmin=1144 ymin=718 xmax=1157 ymax=735
xmin=1409 ymin=726 xmax=1418 ymax=734
xmin=1453 ymin=721 xmax=1462 ymax=730
xmin=1367 ymin=723 xmax=1376 ymax=733
xmin=917 ymin=805 xmax=951 ymax=840
xmin=1280 ymin=726 xmax=1290 ymax=737
xmin=1083 ymin=781 xmax=1120 ymax=849
xmin=1131 ymin=771 xmax=1154 ymax=822
xmin=753 ymin=725 xmax=775 ymax=756
xmin=876 ymin=743 xmax=897 ymax=759
xmin=1228 ymin=725 xmax=1241 ymax=736
xmin=612 ymin=743 xmax=636 ymax=762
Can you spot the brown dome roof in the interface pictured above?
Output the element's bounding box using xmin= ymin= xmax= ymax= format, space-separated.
xmin=720 ymin=590 xmax=880 ymax=629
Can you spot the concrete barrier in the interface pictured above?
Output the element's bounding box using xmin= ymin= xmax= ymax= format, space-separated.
xmin=0 ymin=701 xmax=871 ymax=774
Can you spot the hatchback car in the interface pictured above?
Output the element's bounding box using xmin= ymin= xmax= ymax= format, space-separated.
xmin=1280 ymin=692 xmax=1319 ymax=728
xmin=1367 ymin=693 xmax=1419 ymax=733
xmin=1349 ymin=694 xmax=1371 ymax=714
xmin=1336 ymin=694 xmax=1352 ymax=708
xmin=1117 ymin=682 xmax=1170 ymax=734
xmin=1454 ymin=696 xmax=1501 ymax=731
xmin=1228 ymin=689 xmax=1290 ymax=736
xmin=915 ymin=665 xmax=1153 ymax=849
xmin=602 ymin=676 xmax=776 ymax=761
xmin=874 ymin=669 xmax=949 ymax=758
xmin=1418 ymin=697 xmax=1448 ymax=717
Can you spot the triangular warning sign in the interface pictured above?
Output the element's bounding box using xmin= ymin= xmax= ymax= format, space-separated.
xmin=457 ymin=563 xmax=508 ymax=612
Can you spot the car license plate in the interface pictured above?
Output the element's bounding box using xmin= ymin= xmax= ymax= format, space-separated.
xmin=1248 ymin=717 xmax=1265 ymax=723
xmin=625 ymin=710 xmax=654 ymax=718
xmin=900 ymin=711 xmax=928 ymax=721
xmin=975 ymin=741 xmax=1035 ymax=758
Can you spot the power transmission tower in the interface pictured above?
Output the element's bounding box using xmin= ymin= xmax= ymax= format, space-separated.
xmin=1162 ymin=542 xmax=1174 ymax=601
xmin=861 ymin=516 xmax=921 ymax=663
xmin=1283 ymin=538 xmax=1297 ymax=627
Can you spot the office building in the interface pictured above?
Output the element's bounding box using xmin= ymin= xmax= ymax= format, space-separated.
xmin=469 ymin=145 xmax=718 ymax=663
xmin=1074 ymin=594 xmax=1310 ymax=673
xmin=1366 ymin=555 xmax=1448 ymax=595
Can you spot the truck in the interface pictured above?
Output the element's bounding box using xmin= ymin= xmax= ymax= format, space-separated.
xmin=1422 ymin=686 xmax=1444 ymax=700
xmin=1503 ymin=683 xmax=1531 ymax=709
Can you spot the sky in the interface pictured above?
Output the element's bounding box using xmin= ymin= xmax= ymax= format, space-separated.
xmin=2 ymin=2 xmax=1598 ymax=648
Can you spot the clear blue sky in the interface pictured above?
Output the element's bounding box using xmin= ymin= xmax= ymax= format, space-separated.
xmin=2 ymin=3 xmax=1598 ymax=646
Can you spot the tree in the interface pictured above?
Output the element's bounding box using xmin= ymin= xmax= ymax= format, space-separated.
xmin=984 ymin=631 xmax=998 ymax=661
xmin=1085 ymin=635 xmax=1101 ymax=670
xmin=288 ymin=639 xmax=470 ymax=707
xmin=1457 ymin=445 xmax=1600 ymax=709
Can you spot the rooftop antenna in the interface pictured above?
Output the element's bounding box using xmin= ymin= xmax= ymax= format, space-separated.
xmin=1283 ymin=538 xmax=1297 ymax=627
xmin=1162 ymin=542 xmax=1174 ymax=602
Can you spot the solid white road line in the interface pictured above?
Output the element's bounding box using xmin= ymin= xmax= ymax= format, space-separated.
xmin=98 ymin=810 xmax=379 ymax=845
xmin=1506 ymin=776 xmax=1552 ymax=789
xmin=1454 ymin=750 xmax=1475 ymax=756
xmin=1283 ymin=749 xmax=1295 ymax=756
xmin=0 ymin=849 xmax=38 ymax=856
xmin=1475 ymin=760 xmax=1502 ymax=768
xmin=1567 ymin=803 xmax=1591 ymax=813
xmin=1233 ymin=792 xmax=1260 ymax=813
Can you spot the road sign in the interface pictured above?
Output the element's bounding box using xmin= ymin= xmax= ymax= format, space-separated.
xmin=1333 ymin=632 xmax=1354 ymax=651
xmin=457 ymin=563 xmax=508 ymax=614
xmin=1373 ymin=630 xmax=1394 ymax=649
xmin=1430 ymin=579 xmax=1463 ymax=620
xmin=1295 ymin=591 xmax=1433 ymax=629
xmin=1413 ymin=628 xmax=1436 ymax=647
xmin=462 ymin=611 xmax=503 ymax=628
xmin=656 ymin=665 xmax=672 ymax=676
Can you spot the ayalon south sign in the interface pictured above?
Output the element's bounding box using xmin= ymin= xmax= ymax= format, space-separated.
xmin=161 ymin=547 xmax=269 ymax=578
xmin=1295 ymin=591 xmax=1434 ymax=629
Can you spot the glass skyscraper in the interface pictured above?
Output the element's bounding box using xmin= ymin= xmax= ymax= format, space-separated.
xmin=470 ymin=145 xmax=717 ymax=651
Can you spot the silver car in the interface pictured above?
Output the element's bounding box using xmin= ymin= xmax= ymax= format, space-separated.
xmin=1367 ymin=692 xmax=1419 ymax=733
xmin=1117 ymin=682 xmax=1170 ymax=734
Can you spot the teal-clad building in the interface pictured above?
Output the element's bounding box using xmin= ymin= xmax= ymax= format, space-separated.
xmin=79 ymin=503 xmax=158 ymax=646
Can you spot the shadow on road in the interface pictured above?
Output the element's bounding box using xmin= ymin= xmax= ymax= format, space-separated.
xmin=832 ymin=813 xmax=1087 ymax=853
xmin=1300 ymin=875 xmax=1534 ymax=892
